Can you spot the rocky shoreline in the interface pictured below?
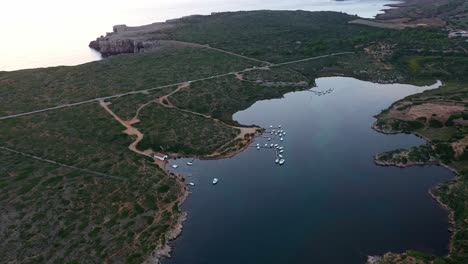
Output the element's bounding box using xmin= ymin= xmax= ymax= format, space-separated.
xmin=144 ymin=188 xmax=188 ymax=264
xmin=368 ymin=120 xmax=459 ymax=263
xmin=148 ymin=126 xmax=263 ymax=263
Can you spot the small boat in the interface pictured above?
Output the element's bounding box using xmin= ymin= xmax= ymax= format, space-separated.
xmin=256 ymin=143 xmax=260 ymax=146
xmin=279 ymin=159 xmax=285 ymax=165
xmin=187 ymin=161 xmax=193 ymax=166
xmin=270 ymin=144 xmax=274 ymax=148
xmin=188 ymin=182 xmax=195 ymax=186
xmin=283 ymin=132 xmax=286 ymax=135
xmin=265 ymin=143 xmax=268 ymax=147
xmin=171 ymin=164 xmax=179 ymax=169
xmin=212 ymin=178 xmax=219 ymax=185
xmin=275 ymin=159 xmax=279 ymax=164
xmin=280 ymin=138 xmax=284 ymax=141
xmin=278 ymin=146 xmax=283 ymax=150
xmin=270 ymin=125 xmax=273 ymax=128
xmin=279 ymin=149 xmax=284 ymax=153
xmin=256 ymin=146 xmax=260 ymax=150
xmin=278 ymin=125 xmax=282 ymax=128
xmin=278 ymin=154 xmax=283 ymax=158
xmin=267 ymin=138 xmax=271 ymax=141
xmin=274 ymin=144 xmax=278 ymax=147
xmin=270 ymin=132 xmax=273 ymax=135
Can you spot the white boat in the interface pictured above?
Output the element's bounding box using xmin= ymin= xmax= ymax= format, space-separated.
xmin=278 ymin=146 xmax=283 ymax=150
xmin=187 ymin=161 xmax=193 ymax=166
xmin=278 ymin=125 xmax=282 ymax=128
xmin=188 ymin=182 xmax=195 ymax=186
xmin=275 ymin=159 xmax=279 ymax=164
xmin=268 ymin=138 xmax=271 ymax=141
xmin=171 ymin=164 xmax=179 ymax=169
xmin=279 ymin=149 xmax=284 ymax=153
xmin=270 ymin=144 xmax=274 ymax=148
xmin=278 ymin=154 xmax=283 ymax=158
xmin=280 ymin=138 xmax=284 ymax=141
xmin=283 ymin=132 xmax=286 ymax=135
xmin=274 ymin=144 xmax=278 ymax=147
xmin=270 ymin=132 xmax=273 ymax=135
xmin=279 ymin=159 xmax=285 ymax=165
xmin=256 ymin=146 xmax=260 ymax=150
xmin=256 ymin=143 xmax=260 ymax=146
xmin=212 ymin=178 xmax=219 ymax=185
xmin=269 ymin=125 xmax=273 ymax=128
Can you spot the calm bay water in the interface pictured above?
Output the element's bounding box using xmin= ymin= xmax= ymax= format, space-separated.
xmin=166 ymin=77 xmax=453 ymax=264
xmin=1 ymin=0 xmax=398 ymax=71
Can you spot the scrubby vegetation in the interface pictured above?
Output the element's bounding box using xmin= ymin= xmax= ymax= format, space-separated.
xmin=0 ymin=47 xmax=257 ymax=116
xmin=135 ymin=104 xmax=239 ymax=155
xmin=374 ymin=80 xmax=468 ymax=264
xmin=169 ymin=73 xmax=307 ymax=125
xmin=0 ymin=104 xmax=183 ymax=263
xmin=0 ymin=9 xmax=467 ymax=264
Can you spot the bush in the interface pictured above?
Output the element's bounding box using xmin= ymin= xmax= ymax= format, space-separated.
xmin=429 ymin=119 xmax=444 ymax=128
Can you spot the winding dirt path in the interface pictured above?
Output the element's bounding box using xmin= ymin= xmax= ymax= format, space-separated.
xmin=154 ymin=95 xmax=259 ymax=158
xmin=0 ymin=52 xmax=354 ymax=121
xmin=99 ymin=100 xmax=153 ymax=157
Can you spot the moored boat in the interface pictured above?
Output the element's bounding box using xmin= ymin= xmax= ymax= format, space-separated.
xmin=212 ymin=178 xmax=219 ymax=185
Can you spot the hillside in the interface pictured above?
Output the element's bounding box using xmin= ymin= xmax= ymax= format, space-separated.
xmin=1 ymin=10 xmax=467 ymax=264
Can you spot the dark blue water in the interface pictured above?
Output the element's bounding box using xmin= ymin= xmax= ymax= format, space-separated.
xmin=165 ymin=77 xmax=452 ymax=264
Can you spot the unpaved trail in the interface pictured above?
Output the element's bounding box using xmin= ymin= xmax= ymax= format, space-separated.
xmin=0 ymin=52 xmax=354 ymax=121
xmin=99 ymin=100 xmax=153 ymax=157
xmin=206 ymin=126 xmax=259 ymax=158
xmin=157 ymin=82 xmax=190 ymax=107
xmin=0 ymin=146 xmax=126 ymax=181
xmin=154 ymin=98 xmax=260 ymax=158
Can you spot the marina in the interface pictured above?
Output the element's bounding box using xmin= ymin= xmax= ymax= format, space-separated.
xmin=165 ymin=77 xmax=451 ymax=264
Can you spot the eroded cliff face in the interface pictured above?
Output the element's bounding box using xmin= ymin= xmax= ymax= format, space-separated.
xmin=89 ymin=38 xmax=142 ymax=57
xmin=89 ymin=22 xmax=184 ymax=57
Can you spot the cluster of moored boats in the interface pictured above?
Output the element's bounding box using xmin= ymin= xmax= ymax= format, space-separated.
xmin=171 ymin=161 xmax=219 ymax=186
xmin=256 ymin=125 xmax=286 ymax=165
xmin=172 ymin=125 xmax=287 ymax=188
xmin=309 ymin=88 xmax=334 ymax=96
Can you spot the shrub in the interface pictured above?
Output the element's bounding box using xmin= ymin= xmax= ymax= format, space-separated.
xmin=429 ymin=119 xmax=444 ymax=128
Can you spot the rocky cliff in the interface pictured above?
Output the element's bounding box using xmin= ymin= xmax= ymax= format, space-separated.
xmin=89 ymin=22 xmax=180 ymax=57
xmin=89 ymin=38 xmax=143 ymax=57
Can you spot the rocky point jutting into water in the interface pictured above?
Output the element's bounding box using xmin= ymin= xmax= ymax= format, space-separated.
xmin=89 ymin=18 xmax=201 ymax=57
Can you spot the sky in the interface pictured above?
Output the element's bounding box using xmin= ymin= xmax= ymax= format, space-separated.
xmin=0 ymin=0 xmax=396 ymax=71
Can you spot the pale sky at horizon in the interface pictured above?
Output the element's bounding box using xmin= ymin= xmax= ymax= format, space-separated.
xmin=0 ymin=0 xmax=396 ymax=71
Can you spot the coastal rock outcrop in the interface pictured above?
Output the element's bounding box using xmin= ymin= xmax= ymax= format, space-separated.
xmin=88 ymin=22 xmax=196 ymax=57
xmin=89 ymin=38 xmax=143 ymax=57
